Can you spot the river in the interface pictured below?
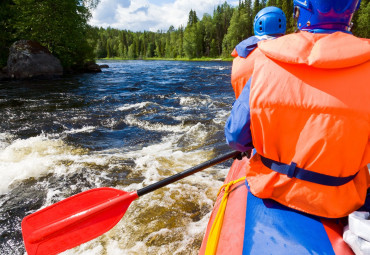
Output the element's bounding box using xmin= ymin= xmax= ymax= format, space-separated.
xmin=0 ymin=60 xmax=235 ymax=254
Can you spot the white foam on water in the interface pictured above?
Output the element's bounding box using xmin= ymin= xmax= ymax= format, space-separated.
xmin=0 ymin=132 xmax=14 ymax=150
xmin=62 ymin=171 xmax=225 ymax=255
xmin=7 ymin=119 xmax=229 ymax=254
xmin=213 ymin=108 xmax=231 ymax=125
xmin=199 ymin=65 xmax=230 ymax=71
xmin=116 ymin=102 xmax=152 ymax=111
xmin=124 ymin=115 xmax=189 ymax=133
xmin=0 ymin=134 xmax=65 ymax=194
xmin=61 ymin=241 xmax=104 ymax=255
xmin=178 ymin=96 xmax=212 ymax=107
xmin=117 ymin=101 xmax=176 ymax=113
xmin=127 ymin=175 xmax=223 ymax=255
xmin=162 ymin=67 xmax=185 ymax=74
xmin=70 ymin=116 xmax=89 ymax=121
xmin=0 ymin=133 xmax=107 ymax=194
xmin=58 ymin=122 xmax=229 ymax=254
xmin=110 ymin=141 xmax=225 ymax=254
xmin=63 ymin=126 xmax=96 ymax=134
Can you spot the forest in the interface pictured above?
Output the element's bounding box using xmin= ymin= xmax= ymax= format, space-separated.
xmin=1 ymin=0 xmax=369 ymax=69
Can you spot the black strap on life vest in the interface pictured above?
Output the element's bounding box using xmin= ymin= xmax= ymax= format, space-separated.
xmin=259 ymin=155 xmax=359 ymax=186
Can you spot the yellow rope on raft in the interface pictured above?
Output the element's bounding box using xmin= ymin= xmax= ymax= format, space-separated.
xmin=205 ymin=176 xmax=246 ymax=255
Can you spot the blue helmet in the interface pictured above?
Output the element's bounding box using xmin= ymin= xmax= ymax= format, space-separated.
xmin=293 ymin=0 xmax=361 ymax=32
xmin=254 ymin=6 xmax=287 ymax=36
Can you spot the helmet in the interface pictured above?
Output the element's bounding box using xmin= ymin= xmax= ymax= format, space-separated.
xmin=254 ymin=6 xmax=287 ymax=36
xmin=293 ymin=0 xmax=361 ymax=32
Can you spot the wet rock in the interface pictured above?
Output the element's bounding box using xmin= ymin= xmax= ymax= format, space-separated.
xmin=7 ymin=40 xmax=63 ymax=79
xmin=99 ymin=64 xmax=109 ymax=68
xmin=84 ymin=61 xmax=101 ymax=73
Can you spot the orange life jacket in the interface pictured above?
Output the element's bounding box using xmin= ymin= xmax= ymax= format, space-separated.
xmin=246 ymin=31 xmax=370 ymax=218
xmin=231 ymin=48 xmax=264 ymax=99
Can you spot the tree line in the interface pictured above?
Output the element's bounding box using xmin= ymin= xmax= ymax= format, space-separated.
xmin=89 ymin=1 xmax=286 ymax=60
xmin=90 ymin=0 xmax=369 ymax=60
xmin=1 ymin=0 xmax=369 ymax=68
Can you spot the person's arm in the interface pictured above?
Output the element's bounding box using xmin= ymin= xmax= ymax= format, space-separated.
xmin=225 ymin=78 xmax=253 ymax=152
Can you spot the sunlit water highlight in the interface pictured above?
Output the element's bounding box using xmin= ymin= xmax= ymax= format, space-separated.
xmin=0 ymin=60 xmax=235 ymax=254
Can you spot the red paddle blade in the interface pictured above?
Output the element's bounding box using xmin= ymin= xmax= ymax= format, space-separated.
xmin=22 ymin=187 xmax=139 ymax=255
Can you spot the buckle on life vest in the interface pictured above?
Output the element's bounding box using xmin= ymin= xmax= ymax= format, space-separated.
xmin=287 ymin=162 xmax=297 ymax=178
xmin=259 ymin=154 xmax=359 ymax=186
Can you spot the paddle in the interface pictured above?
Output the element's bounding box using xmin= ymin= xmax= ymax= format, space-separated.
xmin=22 ymin=150 xmax=240 ymax=255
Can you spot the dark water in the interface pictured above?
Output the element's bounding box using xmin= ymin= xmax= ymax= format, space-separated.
xmin=0 ymin=60 xmax=235 ymax=254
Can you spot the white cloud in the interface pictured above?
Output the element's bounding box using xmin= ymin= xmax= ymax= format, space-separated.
xmin=89 ymin=0 xmax=238 ymax=32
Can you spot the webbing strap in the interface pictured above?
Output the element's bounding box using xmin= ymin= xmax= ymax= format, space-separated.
xmin=260 ymin=155 xmax=359 ymax=186
xmin=205 ymin=176 xmax=246 ymax=255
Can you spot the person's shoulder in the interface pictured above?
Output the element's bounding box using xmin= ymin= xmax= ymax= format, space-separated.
xmin=235 ymin=36 xmax=263 ymax=58
xmin=257 ymin=31 xmax=370 ymax=68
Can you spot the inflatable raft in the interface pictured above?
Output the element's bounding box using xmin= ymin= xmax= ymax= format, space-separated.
xmin=199 ymin=156 xmax=354 ymax=255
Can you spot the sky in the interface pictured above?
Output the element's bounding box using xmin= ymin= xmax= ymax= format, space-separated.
xmin=89 ymin=0 xmax=239 ymax=32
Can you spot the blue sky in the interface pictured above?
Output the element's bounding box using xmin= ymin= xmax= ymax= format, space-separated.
xmin=89 ymin=0 xmax=239 ymax=32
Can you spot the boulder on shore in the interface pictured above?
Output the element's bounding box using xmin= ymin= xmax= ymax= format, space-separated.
xmin=83 ymin=61 xmax=102 ymax=73
xmin=7 ymin=40 xmax=63 ymax=79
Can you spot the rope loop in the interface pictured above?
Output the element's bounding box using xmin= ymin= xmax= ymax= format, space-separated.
xmin=205 ymin=176 xmax=246 ymax=255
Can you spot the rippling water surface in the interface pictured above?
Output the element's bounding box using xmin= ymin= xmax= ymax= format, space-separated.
xmin=0 ymin=60 xmax=236 ymax=254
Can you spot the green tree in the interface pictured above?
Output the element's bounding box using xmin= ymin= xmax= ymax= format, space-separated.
xmin=252 ymin=0 xmax=260 ymax=22
xmin=13 ymin=0 xmax=95 ymax=69
xmin=260 ymin=0 xmax=267 ymax=8
xmin=187 ymin=10 xmax=199 ymax=26
xmin=266 ymin=0 xmax=277 ymax=7
xmin=128 ymin=39 xmax=137 ymax=59
xmin=213 ymin=2 xmax=234 ymax=55
xmin=176 ymin=26 xmax=184 ymax=57
xmin=95 ymin=39 xmax=106 ymax=58
xmin=352 ymin=0 xmax=370 ymax=38
xmin=183 ymin=10 xmax=199 ymax=58
xmin=244 ymin=0 xmax=253 ymax=38
xmin=183 ymin=26 xmax=197 ymax=58
xmin=0 ymin=0 xmax=15 ymax=67
xmin=275 ymin=0 xmax=283 ymax=9
xmin=201 ymin=14 xmax=216 ymax=57
xmin=154 ymin=32 xmax=165 ymax=57
xmin=210 ymin=39 xmax=218 ymax=57
xmin=223 ymin=8 xmax=244 ymax=55
xmin=282 ymin=0 xmax=293 ymax=33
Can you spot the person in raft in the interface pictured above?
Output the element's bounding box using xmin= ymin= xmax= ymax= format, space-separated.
xmin=231 ymin=6 xmax=286 ymax=100
xmin=225 ymin=0 xmax=370 ymax=220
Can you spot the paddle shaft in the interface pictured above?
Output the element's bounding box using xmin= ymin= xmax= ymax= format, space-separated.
xmin=137 ymin=150 xmax=240 ymax=197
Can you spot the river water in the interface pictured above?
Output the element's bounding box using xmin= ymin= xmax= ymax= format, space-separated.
xmin=0 ymin=60 xmax=235 ymax=254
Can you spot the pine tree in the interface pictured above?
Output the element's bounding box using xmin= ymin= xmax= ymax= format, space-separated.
xmin=252 ymin=0 xmax=261 ymax=21
xmin=353 ymin=0 xmax=370 ymax=38
xmin=245 ymin=0 xmax=253 ymax=36
xmin=266 ymin=0 xmax=277 ymax=7
xmin=282 ymin=0 xmax=291 ymax=33
xmin=0 ymin=0 xmax=14 ymax=67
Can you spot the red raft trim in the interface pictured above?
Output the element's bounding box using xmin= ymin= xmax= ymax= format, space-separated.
xmin=199 ymin=157 xmax=249 ymax=255
xmin=199 ymin=156 xmax=354 ymax=255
